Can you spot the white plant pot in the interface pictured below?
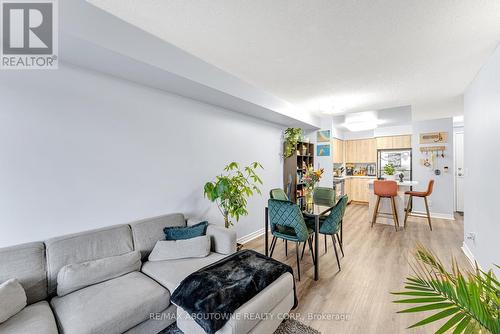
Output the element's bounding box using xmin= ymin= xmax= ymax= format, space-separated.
xmin=384 ymin=174 xmax=396 ymax=180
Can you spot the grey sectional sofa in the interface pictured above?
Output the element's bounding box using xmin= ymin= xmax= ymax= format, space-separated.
xmin=0 ymin=213 xmax=294 ymax=334
xmin=0 ymin=213 xmax=237 ymax=334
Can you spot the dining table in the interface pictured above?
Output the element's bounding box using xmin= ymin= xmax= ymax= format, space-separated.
xmin=264 ymin=202 xmax=339 ymax=281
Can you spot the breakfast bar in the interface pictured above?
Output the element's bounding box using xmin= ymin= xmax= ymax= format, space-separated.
xmin=367 ymin=180 xmax=418 ymax=226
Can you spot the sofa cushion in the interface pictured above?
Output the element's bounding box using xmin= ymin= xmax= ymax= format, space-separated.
xmin=149 ymin=236 xmax=211 ymax=261
xmin=45 ymin=224 xmax=134 ymax=296
xmin=0 ymin=279 xmax=26 ymax=324
xmin=0 ymin=242 xmax=47 ymax=303
xmin=130 ymin=213 xmax=186 ymax=259
xmin=0 ymin=301 xmax=58 ymax=334
xmin=164 ymin=221 xmax=208 ymax=240
xmin=141 ymin=252 xmax=226 ymax=292
xmin=51 ymin=271 xmax=170 ymax=334
xmin=57 ymin=251 xmax=142 ymax=296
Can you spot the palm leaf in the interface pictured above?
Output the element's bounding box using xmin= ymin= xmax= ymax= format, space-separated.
xmin=392 ymin=243 xmax=499 ymax=334
xmin=408 ymin=307 xmax=460 ymax=329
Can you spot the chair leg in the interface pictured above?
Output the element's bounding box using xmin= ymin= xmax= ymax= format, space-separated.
xmin=371 ymin=196 xmax=381 ymax=227
xmin=331 ymin=235 xmax=341 ymax=271
xmin=307 ymin=236 xmax=316 ymax=264
xmin=336 ymin=233 xmax=344 ymax=257
xmin=390 ymin=196 xmax=399 ymax=231
xmin=404 ymin=195 xmax=412 ymax=229
xmin=295 ymin=242 xmax=301 ymax=281
xmin=285 ymin=240 xmax=288 ymax=256
xmin=269 ymin=236 xmax=276 ymax=252
xmin=324 ymin=234 xmax=328 ymax=254
xmin=301 ymin=240 xmax=307 ymax=260
xmin=424 ymin=197 xmax=433 ymax=231
xmin=269 ymin=237 xmax=277 ymax=258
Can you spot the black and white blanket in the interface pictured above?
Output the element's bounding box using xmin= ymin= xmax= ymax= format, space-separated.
xmin=170 ymin=249 xmax=298 ymax=334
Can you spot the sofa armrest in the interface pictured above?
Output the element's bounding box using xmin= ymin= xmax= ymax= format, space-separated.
xmin=186 ymin=218 xmax=236 ymax=255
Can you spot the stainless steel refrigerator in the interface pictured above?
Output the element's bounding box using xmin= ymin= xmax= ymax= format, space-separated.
xmin=377 ymin=149 xmax=412 ymax=181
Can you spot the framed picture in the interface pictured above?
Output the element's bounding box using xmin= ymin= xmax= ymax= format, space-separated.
xmin=317 ymin=144 xmax=330 ymax=156
xmin=317 ymin=130 xmax=331 ymax=142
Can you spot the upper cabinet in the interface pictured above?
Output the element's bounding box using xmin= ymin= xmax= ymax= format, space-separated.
xmin=376 ymin=135 xmax=412 ymax=150
xmin=345 ymin=138 xmax=376 ymax=163
xmin=332 ymin=138 xmax=344 ymax=164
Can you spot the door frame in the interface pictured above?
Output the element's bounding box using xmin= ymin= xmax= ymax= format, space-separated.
xmin=453 ymin=129 xmax=464 ymax=212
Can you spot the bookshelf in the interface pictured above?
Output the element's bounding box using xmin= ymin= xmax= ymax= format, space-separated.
xmin=283 ymin=141 xmax=315 ymax=209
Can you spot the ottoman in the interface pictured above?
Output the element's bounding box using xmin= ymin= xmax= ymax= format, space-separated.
xmin=176 ymin=273 xmax=294 ymax=334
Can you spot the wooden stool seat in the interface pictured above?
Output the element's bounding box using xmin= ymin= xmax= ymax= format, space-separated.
xmin=371 ymin=180 xmax=399 ymax=231
xmin=404 ymin=180 xmax=434 ymax=230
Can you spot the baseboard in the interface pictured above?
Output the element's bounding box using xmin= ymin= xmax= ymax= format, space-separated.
xmin=238 ymin=228 xmax=265 ymax=244
xmin=461 ymin=242 xmax=478 ymax=269
xmin=412 ymin=211 xmax=455 ymax=221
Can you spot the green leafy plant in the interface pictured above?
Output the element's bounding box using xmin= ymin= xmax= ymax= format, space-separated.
xmin=204 ymin=162 xmax=263 ymax=228
xmin=392 ymin=244 xmax=499 ymax=334
xmin=384 ymin=163 xmax=396 ymax=176
xmin=283 ymin=128 xmax=303 ymax=158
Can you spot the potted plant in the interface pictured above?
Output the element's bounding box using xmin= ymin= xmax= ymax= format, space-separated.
xmin=383 ymin=163 xmax=396 ymax=180
xmin=204 ymin=162 xmax=264 ymax=229
xmin=392 ymin=244 xmax=499 ymax=333
xmin=283 ymin=128 xmax=303 ymax=158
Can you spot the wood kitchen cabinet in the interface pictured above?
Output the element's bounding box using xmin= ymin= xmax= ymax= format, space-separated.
xmin=332 ymin=138 xmax=344 ymax=163
xmin=345 ymin=139 xmax=376 ymax=163
xmin=346 ymin=178 xmax=371 ymax=203
xmin=376 ymin=135 xmax=412 ymax=150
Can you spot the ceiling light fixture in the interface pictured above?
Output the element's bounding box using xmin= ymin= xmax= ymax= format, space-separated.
xmin=342 ymin=111 xmax=379 ymax=132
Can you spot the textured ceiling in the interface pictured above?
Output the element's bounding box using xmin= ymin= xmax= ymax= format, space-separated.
xmin=88 ymin=0 xmax=500 ymax=116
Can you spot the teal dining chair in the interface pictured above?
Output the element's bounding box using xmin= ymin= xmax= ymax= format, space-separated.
xmin=270 ymin=188 xmax=289 ymax=201
xmin=312 ymin=187 xmax=336 ymax=253
xmin=268 ymin=198 xmax=315 ymax=281
xmin=269 ymin=188 xmax=290 ymax=256
xmin=317 ymin=195 xmax=348 ymax=271
xmin=313 ymin=187 xmax=336 ymax=207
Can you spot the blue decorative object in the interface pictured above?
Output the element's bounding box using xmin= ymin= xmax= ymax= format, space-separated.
xmin=164 ymin=221 xmax=208 ymax=240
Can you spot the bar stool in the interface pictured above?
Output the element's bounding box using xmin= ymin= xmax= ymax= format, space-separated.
xmin=371 ymin=180 xmax=399 ymax=231
xmin=403 ymin=180 xmax=434 ymax=230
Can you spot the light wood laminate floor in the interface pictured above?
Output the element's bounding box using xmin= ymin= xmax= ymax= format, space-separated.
xmin=245 ymin=203 xmax=469 ymax=334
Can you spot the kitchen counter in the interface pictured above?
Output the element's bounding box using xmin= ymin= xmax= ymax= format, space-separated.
xmin=334 ymin=175 xmax=377 ymax=180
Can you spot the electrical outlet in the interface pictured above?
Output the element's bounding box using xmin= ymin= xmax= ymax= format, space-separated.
xmin=466 ymin=232 xmax=476 ymax=242
xmin=427 ymin=199 xmax=432 ymax=207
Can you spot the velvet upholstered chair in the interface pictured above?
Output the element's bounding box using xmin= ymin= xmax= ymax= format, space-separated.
xmin=268 ymin=198 xmax=315 ymax=281
xmin=311 ymin=187 xmax=336 ymax=253
xmin=304 ymin=195 xmax=348 ymax=271
xmin=270 ymin=188 xmax=289 ymax=201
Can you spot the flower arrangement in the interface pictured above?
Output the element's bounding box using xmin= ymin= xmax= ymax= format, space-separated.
xmin=302 ymin=167 xmax=324 ymax=190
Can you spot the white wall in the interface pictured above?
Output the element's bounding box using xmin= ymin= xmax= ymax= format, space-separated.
xmin=412 ymin=96 xmax=464 ymax=121
xmin=464 ymin=44 xmax=500 ymax=271
xmin=0 ymin=63 xmax=283 ymax=247
xmin=411 ymin=118 xmax=455 ymax=219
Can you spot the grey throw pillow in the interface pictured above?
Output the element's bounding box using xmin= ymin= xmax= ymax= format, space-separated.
xmin=148 ymin=236 xmax=211 ymax=261
xmin=57 ymin=251 xmax=142 ymax=296
xmin=0 ymin=278 xmax=27 ymax=323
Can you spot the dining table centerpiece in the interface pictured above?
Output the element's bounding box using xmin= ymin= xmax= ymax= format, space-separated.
xmin=302 ymin=166 xmax=324 ymax=207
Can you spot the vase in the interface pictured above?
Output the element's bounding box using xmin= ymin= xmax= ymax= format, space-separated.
xmin=305 ymin=187 xmax=314 ymax=210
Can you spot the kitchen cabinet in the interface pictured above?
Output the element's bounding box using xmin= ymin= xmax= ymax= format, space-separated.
xmin=345 ymin=139 xmax=376 ymax=163
xmin=345 ymin=178 xmax=352 ymax=203
xmin=376 ymin=135 xmax=412 ymax=150
xmin=332 ymin=138 xmax=344 ymax=164
xmin=345 ymin=177 xmax=371 ymax=203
